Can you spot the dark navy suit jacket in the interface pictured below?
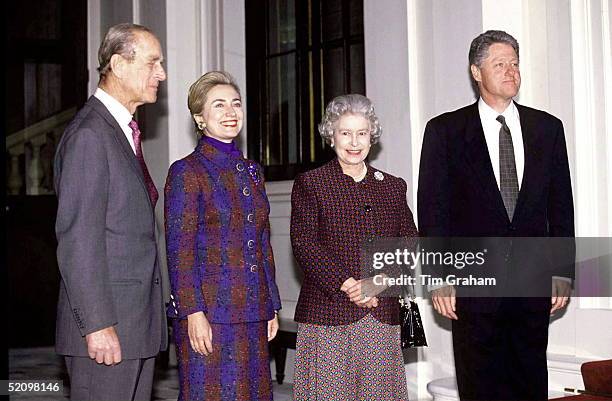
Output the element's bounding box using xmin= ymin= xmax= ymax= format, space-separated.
xmin=417 ymin=101 xmax=575 ymax=311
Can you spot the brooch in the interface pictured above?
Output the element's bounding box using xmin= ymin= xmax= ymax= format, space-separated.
xmin=247 ymin=162 xmax=262 ymax=185
xmin=374 ymin=171 xmax=384 ymax=181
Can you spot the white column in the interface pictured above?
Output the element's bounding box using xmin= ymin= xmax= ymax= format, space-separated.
xmin=570 ymin=0 xmax=612 ymax=311
xmin=164 ymin=0 xmax=224 ymax=165
xmin=601 ymin=0 xmax=612 ymax=238
xmin=87 ymin=0 xmax=101 ymax=96
xmin=222 ymin=0 xmax=248 ymax=153
xmin=570 ymin=0 xmax=609 ymax=238
xmin=199 ymin=0 xmax=224 ymax=73
xmin=363 ymin=0 xmax=412 ymax=193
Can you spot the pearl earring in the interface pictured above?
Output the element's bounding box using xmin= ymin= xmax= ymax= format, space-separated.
xmin=197 ymin=122 xmax=206 ymax=130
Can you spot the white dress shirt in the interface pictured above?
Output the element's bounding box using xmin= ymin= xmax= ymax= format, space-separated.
xmin=94 ymin=88 xmax=136 ymax=154
xmin=478 ymin=97 xmax=571 ymax=284
xmin=478 ymin=98 xmax=524 ymax=190
xmin=428 ymin=98 xmax=570 ymax=290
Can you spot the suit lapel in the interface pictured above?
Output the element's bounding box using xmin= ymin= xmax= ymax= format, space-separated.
xmin=463 ymin=103 xmax=509 ymax=222
xmin=513 ymin=103 xmax=541 ymax=222
xmin=88 ymin=97 xmax=152 ymax=210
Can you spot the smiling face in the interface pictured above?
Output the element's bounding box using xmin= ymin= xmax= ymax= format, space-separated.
xmin=471 ymin=42 xmax=521 ymax=111
xmin=194 ymin=84 xmax=243 ymax=143
xmin=331 ymin=113 xmax=372 ymax=170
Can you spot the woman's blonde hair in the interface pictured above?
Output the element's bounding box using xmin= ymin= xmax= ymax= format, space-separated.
xmin=188 ymin=71 xmax=241 ymax=134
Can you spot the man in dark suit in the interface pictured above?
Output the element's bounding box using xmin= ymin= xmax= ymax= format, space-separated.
xmin=54 ymin=23 xmax=167 ymax=401
xmin=418 ymin=30 xmax=574 ymax=400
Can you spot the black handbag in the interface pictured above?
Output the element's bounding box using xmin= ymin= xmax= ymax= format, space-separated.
xmin=399 ymin=295 xmax=427 ymax=348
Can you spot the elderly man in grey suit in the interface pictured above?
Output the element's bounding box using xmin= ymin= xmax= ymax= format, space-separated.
xmin=54 ymin=23 xmax=167 ymax=401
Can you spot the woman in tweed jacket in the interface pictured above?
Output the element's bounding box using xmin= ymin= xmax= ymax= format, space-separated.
xmin=291 ymin=94 xmax=418 ymax=400
xmin=164 ymin=71 xmax=281 ymax=401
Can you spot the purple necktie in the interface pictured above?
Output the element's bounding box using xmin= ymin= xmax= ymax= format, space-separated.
xmin=129 ymin=119 xmax=159 ymax=207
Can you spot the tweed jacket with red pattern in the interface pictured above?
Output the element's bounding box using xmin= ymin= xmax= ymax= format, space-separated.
xmin=291 ymin=158 xmax=418 ymax=326
xmin=164 ymin=138 xmax=282 ymax=324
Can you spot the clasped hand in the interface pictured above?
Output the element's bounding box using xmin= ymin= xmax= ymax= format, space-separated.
xmin=340 ymin=277 xmax=386 ymax=308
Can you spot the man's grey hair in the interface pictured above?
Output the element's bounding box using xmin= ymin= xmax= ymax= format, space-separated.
xmin=318 ymin=94 xmax=382 ymax=145
xmin=97 ymin=23 xmax=154 ymax=79
xmin=469 ymin=30 xmax=519 ymax=67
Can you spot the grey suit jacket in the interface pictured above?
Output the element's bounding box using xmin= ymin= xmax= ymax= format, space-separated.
xmin=54 ymin=96 xmax=167 ymax=359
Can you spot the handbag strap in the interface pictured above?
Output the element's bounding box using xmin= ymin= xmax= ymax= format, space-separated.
xmin=399 ymin=281 xmax=415 ymax=301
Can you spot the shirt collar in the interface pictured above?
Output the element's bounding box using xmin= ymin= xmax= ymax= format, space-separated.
xmin=94 ymin=87 xmax=133 ymax=129
xmin=478 ymin=97 xmax=518 ymax=122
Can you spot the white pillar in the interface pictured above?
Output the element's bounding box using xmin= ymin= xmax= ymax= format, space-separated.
xmin=363 ymin=0 xmax=412 ymax=194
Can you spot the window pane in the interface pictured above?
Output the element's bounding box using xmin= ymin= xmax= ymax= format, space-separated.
xmin=266 ymin=53 xmax=298 ymax=166
xmin=322 ymin=47 xmax=345 ymax=104
xmin=349 ymin=0 xmax=364 ymax=36
xmin=321 ymin=0 xmax=342 ymax=42
xmin=349 ymin=43 xmax=365 ymax=94
xmin=308 ymin=51 xmax=316 ymax=162
xmin=245 ymin=0 xmax=365 ymax=180
xmin=268 ymin=0 xmax=296 ymax=54
xmin=24 ymin=62 xmax=62 ymax=126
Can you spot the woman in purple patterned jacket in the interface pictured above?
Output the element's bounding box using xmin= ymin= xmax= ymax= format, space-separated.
xmin=291 ymin=94 xmax=417 ymax=400
xmin=164 ymin=71 xmax=282 ymax=401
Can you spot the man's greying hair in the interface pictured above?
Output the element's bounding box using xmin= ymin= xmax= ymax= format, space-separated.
xmin=98 ymin=23 xmax=153 ymax=78
xmin=469 ymin=30 xmax=519 ymax=67
xmin=318 ymin=94 xmax=382 ymax=145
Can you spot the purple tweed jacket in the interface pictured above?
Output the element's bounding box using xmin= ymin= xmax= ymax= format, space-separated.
xmin=291 ymin=158 xmax=418 ymax=326
xmin=164 ymin=138 xmax=281 ymax=324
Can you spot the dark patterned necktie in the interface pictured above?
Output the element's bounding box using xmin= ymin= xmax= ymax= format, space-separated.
xmin=497 ymin=115 xmax=519 ymax=220
xmin=129 ymin=119 xmax=159 ymax=207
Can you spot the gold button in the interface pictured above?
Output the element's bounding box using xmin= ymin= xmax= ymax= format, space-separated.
xmin=236 ymin=163 xmax=244 ymax=172
xmin=247 ymin=240 xmax=255 ymax=249
xmin=243 ymin=187 xmax=251 ymax=196
xmin=250 ymin=265 xmax=258 ymax=272
xmin=247 ymin=213 xmax=254 ymax=223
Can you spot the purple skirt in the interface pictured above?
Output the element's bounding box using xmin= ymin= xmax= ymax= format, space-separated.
xmin=173 ymin=319 xmax=272 ymax=401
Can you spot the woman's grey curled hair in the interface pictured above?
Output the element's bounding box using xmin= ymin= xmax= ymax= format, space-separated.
xmin=318 ymin=94 xmax=382 ymax=145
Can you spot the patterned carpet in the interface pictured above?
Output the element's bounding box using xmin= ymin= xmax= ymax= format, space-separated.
xmin=8 ymin=347 xmax=294 ymax=401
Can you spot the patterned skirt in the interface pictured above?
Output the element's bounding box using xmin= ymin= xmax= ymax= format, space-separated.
xmin=173 ymin=319 xmax=272 ymax=401
xmin=294 ymin=313 xmax=409 ymax=401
